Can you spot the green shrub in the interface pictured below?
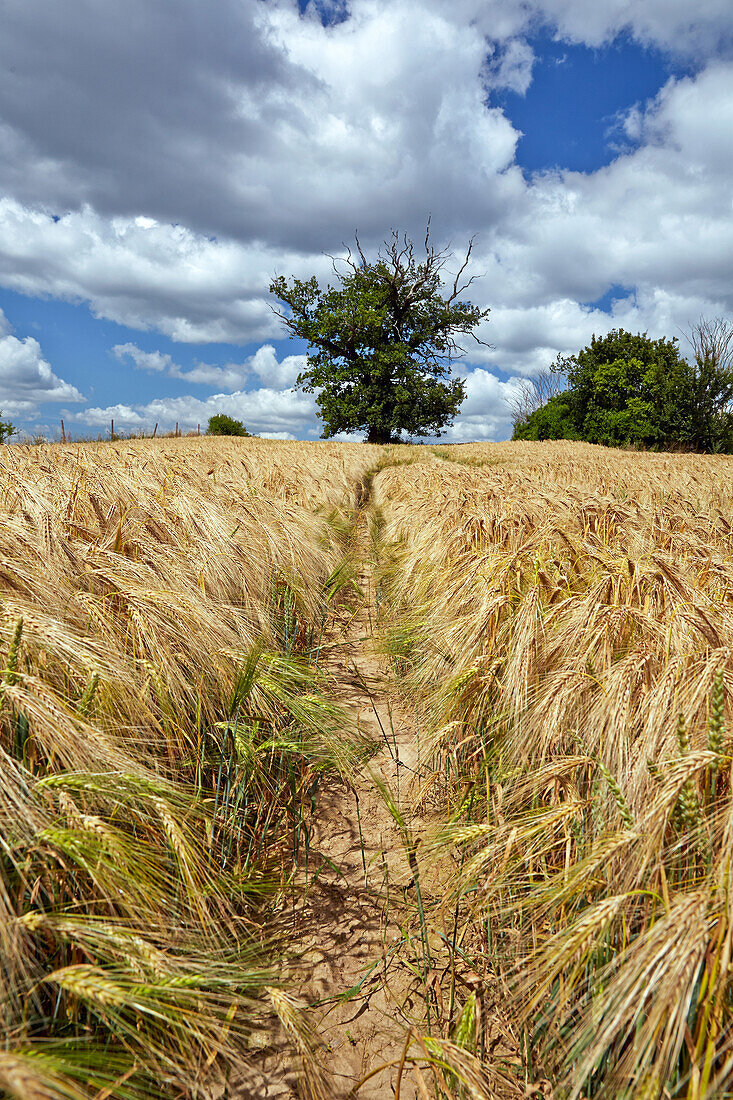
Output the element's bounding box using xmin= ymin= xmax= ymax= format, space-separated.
xmin=512 ymin=394 xmax=581 ymax=441
xmin=0 ymin=412 xmax=16 ymax=444
xmin=206 ymin=414 xmax=251 ymax=437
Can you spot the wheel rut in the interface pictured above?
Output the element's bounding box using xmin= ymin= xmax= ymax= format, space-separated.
xmin=240 ymin=502 xmax=427 ymax=1099
xmin=300 ymin=512 xmax=424 ymax=1099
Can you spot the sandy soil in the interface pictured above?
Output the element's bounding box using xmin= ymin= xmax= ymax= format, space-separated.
xmin=236 ymin=512 xmax=431 ymax=1098
xmin=300 ymin=546 xmax=427 ymax=1099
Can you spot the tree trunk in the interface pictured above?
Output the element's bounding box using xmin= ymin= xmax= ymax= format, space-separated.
xmin=366 ymin=426 xmax=391 ymax=444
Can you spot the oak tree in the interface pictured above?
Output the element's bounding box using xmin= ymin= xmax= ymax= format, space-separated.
xmin=270 ymin=229 xmax=489 ymax=444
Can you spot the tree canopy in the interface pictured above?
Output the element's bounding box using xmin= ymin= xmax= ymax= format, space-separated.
xmin=270 ymin=229 xmax=489 ymax=444
xmin=0 ymin=413 xmax=15 ymax=445
xmin=512 ymin=393 xmax=581 ymax=442
xmin=206 ymin=414 xmax=251 ymax=437
xmin=513 ymin=322 xmax=733 ymax=453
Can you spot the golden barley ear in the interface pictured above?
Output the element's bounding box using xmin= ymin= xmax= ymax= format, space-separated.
xmin=707 ymin=667 xmax=726 ymax=764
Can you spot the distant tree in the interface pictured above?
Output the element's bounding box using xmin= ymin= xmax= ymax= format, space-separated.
xmin=511 ymin=324 xmax=733 ymax=453
xmin=682 ymin=317 xmax=733 ymax=452
xmin=0 ymin=413 xmax=16 ymax=444
xmin=560 ymin=330 xmax=693 ymax=448
xmin=508 ymin=363 xmax=568 ymax=430
xmin=206 ymin=414 xmax=251 ymax=437
xmin=270 ymin=228 xmax=490 ymax=444
xmin=512 ymin=393 xmax=581 ymax=441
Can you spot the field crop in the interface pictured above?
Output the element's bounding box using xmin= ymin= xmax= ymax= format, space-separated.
xmin=0 ymin=436 xmax=374 ymax=1099
xmin=5 ymin=435 xmax=733 ymax=1100
xmin=373 ymin=441 xmax=733 ymax=1099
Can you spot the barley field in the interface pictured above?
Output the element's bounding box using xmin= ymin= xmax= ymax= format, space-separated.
xmin=3 ymin=436 xmax=733 ymax=1100
xmin=373 ymin=441 xmax=733 ymax=1100
xmin=0 ymin=436 xmax=373 ymax=1099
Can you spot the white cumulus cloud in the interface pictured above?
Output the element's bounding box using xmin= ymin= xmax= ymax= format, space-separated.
xmin=113 ymin=343 xmax=174 ymax=372
xmin=434 ymin=368 xmax=528 ymax=443
xmin=71 ymin=387 xmax=317 ymax=439
xmin=108 ymin=341 xmax=308 ymax=389
xmin=0 ymin=309 xmax=83 ymax=415
xmin=0 ymin=0 xmax=730 ymax=440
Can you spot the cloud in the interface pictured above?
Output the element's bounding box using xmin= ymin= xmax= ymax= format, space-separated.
xmin=436 ymin=368 xmax=527 ymax=443
xmin=0 ymin=308 xmax=83 ymax=415
xmin=112 ymin=342 xmax=249 ymax=386
xmin=113 ymin=343 xmax=173 ymax=372
xmin=0 ymin=201 xmax=301 ymax=343
xmin=246 ymin=345 xmax=307 ymax=388
xmin=486 ymin=38 xmax=536 ymax=95
xmin=410 ymin=0 xmax=733 ymax=57
xmin=457 ymin=62 xmax=733 ymax=360
xmin=171 ymin=345 xmax=306 ymax=389
xmin=0 ymin=0 xmax=523 ymax=251
xmin=464 ymin=299 xmax=627 ymax=375
xmin=109 ymin=341 xmax=307 ymax=389
xmin=0 ymin=0 xmax=301 ymax=242
xmin=528 ymin=0 xmax=733 ymax=56
xmin=71 ymin=386 xmax=317 ymax=439
xmin=171 ymin=363 xmax=249 ymax=388
xmin=69 ymin=364 xmax=530 ymax=444
xmin=0 ymin=0 xmax=729 ymax=444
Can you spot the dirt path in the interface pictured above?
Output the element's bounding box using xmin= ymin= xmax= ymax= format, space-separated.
xmin=233 ymin=464 xmax=525 ymax=1100
xmin=238 ymin=505 xmax=430 ymax=1099
xmin=300 ymin=515 xmax=426 ymax=1099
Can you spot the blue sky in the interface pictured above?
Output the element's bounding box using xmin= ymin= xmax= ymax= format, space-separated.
xmin=0 ymin=0 xmax=730 ymax=442
xmin=496 ymin=37 xmax=677 ymax=173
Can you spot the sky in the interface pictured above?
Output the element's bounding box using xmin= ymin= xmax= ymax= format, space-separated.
xmin=0 ymin=0 xmax=731 ymax=442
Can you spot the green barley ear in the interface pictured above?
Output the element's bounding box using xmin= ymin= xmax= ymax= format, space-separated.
xmin=675 ymin=713 xmax=701 ymax=829
xmin=596 ymin=759 xmax=634 ymax=829
xmin=647 ymin=758 xmax=662 ymax=784
xmin=678 ymin=780 xmax=701 ymax=831
xmin=636 ymin=1070 xmax=662 ymax=1100
xmin=77 ymin=671 xmax=100 ymax=718
xmin=707 ymin=669 xmax=725 ymax=768
xmin=1 ymin=616 xmax=24 ymax=710
xmin=3 ymin=616 xmax=24 ymax=686
xmin=453 ymin=991 xmax=477 ymax=1052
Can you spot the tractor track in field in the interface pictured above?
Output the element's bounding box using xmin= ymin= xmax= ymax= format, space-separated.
xmin=235 ymin=461 xmax=519 ymax=1100
xmin=237 ymin=495 xmax=430 ymax=1099
xmin=298 ymin=508 xmax=427 ymax=1099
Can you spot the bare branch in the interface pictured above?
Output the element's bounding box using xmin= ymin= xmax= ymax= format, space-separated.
xmin=354 ymin=230 xmax=368 ymax=268
xmin=507 ymin=369 xmax=567 ymax=427
xmin=687 ymin=317 xmax=733 ymax=370
xmin=450 ymin=236 xmax=475 ymax=301
xmin=467 ymin=328 xmax=493 ymax=350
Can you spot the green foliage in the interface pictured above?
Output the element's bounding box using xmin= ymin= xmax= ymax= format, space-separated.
xmin=206 ymin=413 xmax=251 ymax=437
xmin=512 ymin=393 xmax=581 ymax=441
xmin=683 ymin=357 xmax=733 ymax=453
xmin=513 ymin=325 xmax=733 ymax=453
xmin=0 ymin=412 xmax=16 ymax=444
xmin=562 ymin=329 xmax=691 ymax=448
xmin=270 ymin=230 xmax=489 ymax=444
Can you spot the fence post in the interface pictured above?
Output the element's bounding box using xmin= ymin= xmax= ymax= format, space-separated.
xmin=153 ymin=423 xmax=158 ymax=438
xmin=60 ymin=419 xmax=66 ymax=443
xmin=111 ymin=419 xmax=114 ymax=441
